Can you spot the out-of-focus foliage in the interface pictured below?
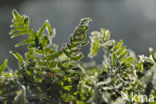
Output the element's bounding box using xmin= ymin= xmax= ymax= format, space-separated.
xmin=0 ymin=10 xmax=156 ymax=104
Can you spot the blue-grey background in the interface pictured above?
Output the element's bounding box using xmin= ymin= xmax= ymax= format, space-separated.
xmin=0 ymin=0 xmax=156 ymax=69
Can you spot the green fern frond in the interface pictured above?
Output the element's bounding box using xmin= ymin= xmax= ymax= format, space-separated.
xmin=0 ymin=59 xmax=8 ymax=75
xmin=62 ymin=18 xmax=92 ymax=61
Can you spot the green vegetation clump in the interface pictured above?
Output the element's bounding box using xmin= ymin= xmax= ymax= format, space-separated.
xmin=0 ymin=10 xmax=156 ymax=104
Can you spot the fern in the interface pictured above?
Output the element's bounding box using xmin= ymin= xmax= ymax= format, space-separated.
xmin=0 ymin=10 xmax=156 ymax=104
xmin=85 ymin=28 xmax=156 ymax=104
xmin=0 ymin=59 xmax=8 ymax=76
xmin=7 ymin=9 xmax=92 ymax=103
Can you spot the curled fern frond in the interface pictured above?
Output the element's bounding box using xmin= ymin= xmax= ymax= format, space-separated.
xmin=62 ymin=18 xmax=92 ymax=61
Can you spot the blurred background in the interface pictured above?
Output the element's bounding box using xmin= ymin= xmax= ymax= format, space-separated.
xmin=0 ymin=0 xmax=156 ymax=69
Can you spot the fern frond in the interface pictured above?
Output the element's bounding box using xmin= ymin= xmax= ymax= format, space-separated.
xmin=0 ymin=59 xmax=8 ymax=75
xmin=10 ymin=10 xmax=54 ymax=49
xmin=62 ymin=18 xmax=92 ymax=61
